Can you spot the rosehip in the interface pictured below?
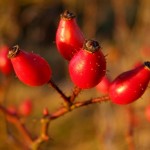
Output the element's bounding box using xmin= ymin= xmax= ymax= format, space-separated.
xmin=96 ymin=75 xmax=111 ymax=94
xmin=8 ymin=45 xmax=52 ymax=86
xmin=56 ymin=10 xmax=85 ymax=60
xmin=69 ymin=39 xmax=106 ymax=89
xmin=0 ymin=45 xmax=13 ymax=75
xmin=109 ymin=62 xmax=150 ymax=105
xmin=19 ymin=99 xmax=33 ymax=116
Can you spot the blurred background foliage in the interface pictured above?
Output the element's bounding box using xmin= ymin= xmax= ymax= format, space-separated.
xmin=0 ymin=0 xmax=150 ymax=150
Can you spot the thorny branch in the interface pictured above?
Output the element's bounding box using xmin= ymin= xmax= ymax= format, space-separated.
xmin=0 ymin=95 xmax=110 ymax=149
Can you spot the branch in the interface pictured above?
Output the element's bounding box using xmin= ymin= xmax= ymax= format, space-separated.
xmin=50 ymin=95 xmax=110 ymax=120
xmin=0 ymin=93 xmax=110 ymax=150
xmin=31 ymin=116 xmax=50 ymax=150
xmin=69 ymin=86 xmax=81 ymax=103
xmin=47 ymin=80 xmax=71 ymax=105
xmin=0 ymin=105 xmax=33 ymax=147
xmin=31 ymin=95 xmax=110 ymax=149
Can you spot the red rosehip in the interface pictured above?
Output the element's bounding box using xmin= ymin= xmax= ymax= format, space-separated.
xmin=19 ymin=99 xmax=33 ymax=116
xmin=56 ymin=10 xmax=85 ymax=60
xmin=8 ymin=45 xmax=52 ymax=86
xmin=0 ymin=45 xmax=13 ymax=75
xmin=109 ymin=62 xmax=150 ymax=105
xmin=69 ymin=39 xmax=106 ymax=89
xmin=96 ymin=75 xmax=111 ymax=94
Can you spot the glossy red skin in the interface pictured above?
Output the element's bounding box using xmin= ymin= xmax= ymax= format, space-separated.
xmin=69 ymin=49 xmax=106 ymax=89
xmin=0 ymin=46 xmax=13 ymax=75
xmin=109 ymin=65 xmax=150 ymax=105
xmin=56 ymin=18 xmax=84 ymax=60
xmin=10 ymin=50 xmax=52 ymax=86
xmin=96 ymin=75 xmax=111 ymax=94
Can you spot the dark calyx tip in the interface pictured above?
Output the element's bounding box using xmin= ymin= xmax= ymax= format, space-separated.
xmin=83 ymin=39 xmax=100 ymax=53
xmin=144 ymin=61 xmax=150 ymax=69
xmin=8 ymin=45 xmax=20 ymax=59
xmin=61 ymin=10 xmax=76 ymax=19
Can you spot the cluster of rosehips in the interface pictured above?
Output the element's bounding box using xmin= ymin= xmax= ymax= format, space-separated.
xmin=0 ymin=10 xmax=150 ymax=105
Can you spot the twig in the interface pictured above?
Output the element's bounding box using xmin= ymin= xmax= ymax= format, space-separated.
xmin=50 ymin=95 xmax=110 ymax=120
xmin=69 ymin=86 xmax=81 ymax=103
xmin=31 ymin=95 xmax=110 ymax=149
xmin=32 ymin=116 xmax=50 ymax=150
xmin=0 ymin=94 xmax=110 ymax=150
xmin=0 ymin=105 xmax=33 ymax=147
xmin=47 ymin=80 xmax=71 ymax=105
xmin=2 ymin=76 xmax=19 ymax=144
